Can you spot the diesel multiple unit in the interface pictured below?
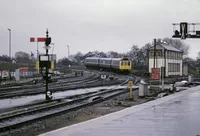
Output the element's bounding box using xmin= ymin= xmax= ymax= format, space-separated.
xmin=84 ymin=57 xmax=132 ymax=73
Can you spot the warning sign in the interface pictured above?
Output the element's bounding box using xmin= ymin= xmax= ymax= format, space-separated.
xmin=151 ymin=68 xmax=160 ymax=80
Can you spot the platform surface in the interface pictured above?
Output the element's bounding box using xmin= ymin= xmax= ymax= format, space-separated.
xmin=40 ymin=86 xmax=200 ymax=136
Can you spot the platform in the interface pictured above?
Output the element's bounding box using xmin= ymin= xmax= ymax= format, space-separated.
xmin=39 ymin=86 xmax=200 ymax=136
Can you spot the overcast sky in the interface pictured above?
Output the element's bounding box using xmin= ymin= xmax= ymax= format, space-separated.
xmin=0 ymin=0 xmax=200 ymax=59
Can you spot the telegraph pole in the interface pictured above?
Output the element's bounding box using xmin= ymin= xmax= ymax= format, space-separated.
xmin=153 ymin=38 xmax=156 ymax=68
xmin=7 ymin=29 xmax=11 ymax=58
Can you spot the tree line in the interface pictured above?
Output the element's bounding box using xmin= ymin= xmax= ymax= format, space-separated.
xmin=58 ymin=37 xmax=191 ymax=72
xmin=0 ymin=51 xmax=34 ymax=64
xmin=1 ymin=37 xmax=200 ymax=73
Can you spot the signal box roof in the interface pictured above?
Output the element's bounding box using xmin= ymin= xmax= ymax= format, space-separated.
xmin=149 ymin=43 xmax=182 ymax=52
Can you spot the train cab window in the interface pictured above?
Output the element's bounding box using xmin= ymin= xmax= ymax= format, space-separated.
xmin=121 ymin=61 xmax=124 ymax=66
xmin=128 ymin=61 xmax=130 ymax=66
xmin=125 ymin=61 xmax=127 ymax=66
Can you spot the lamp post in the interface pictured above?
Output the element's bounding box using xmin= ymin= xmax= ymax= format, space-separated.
xmin=51 ymin=43 xmax=55 ymax=54
xmin=7 ymin=28 xmax=11 ymax=81
xmin=67 ymin=45 xmax=70 ymax=58
xmin=161 ymin=48 xmax=165 ymax=91
xmin=7 ymin=29 xmax=11 ymax=58
xmin=160 ymin=40 xmax=167 ymax=91
xmin=154 ymin=39 xmax=166 ymax=91
xmin=37 ymin=41 xmax=39 ymax=59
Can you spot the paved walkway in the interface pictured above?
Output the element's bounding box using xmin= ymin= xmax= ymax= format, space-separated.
xmin=40 ymin=86 xmax=200 ymax=136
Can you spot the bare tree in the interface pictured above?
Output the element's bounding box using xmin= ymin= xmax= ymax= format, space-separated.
xmin=162 ymin=37 xmax=189 ymax=55
xmin=139 ymin=43 xmax=152 ymax=65
xmin=84 ymin=52 xmax=95 ymax=58
xmin=73 ymin=52 xmax=84 ymax=64
xmin=197 ymin=51 xmax=200 ymax=60
xmin=15 ymin=51 xmax=32 ymax=64
xmin=57 ymin=57 xmax=73 ymax=66
xmin=127 ymin=45 xmax=140 ymax=60
xmin=0 ymin=55 xmax=12 ymax=62
xmin=196 ymin=51 xmax=200 ymax=70
xmin=107 ymin=51 xmax=121 ymax=58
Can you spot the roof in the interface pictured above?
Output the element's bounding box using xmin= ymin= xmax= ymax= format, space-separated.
xmin=100 ymin=58 xmax=112 ymax=60
xmin=85 ymin=57 xmax=124 ymax=61
xmin=149 ymin=43 xmax=182 ymax=52
xmin=111 ymin=58 xmax=122 ymax=61
xmin=85 ymin=57 xmax=100 ymax=60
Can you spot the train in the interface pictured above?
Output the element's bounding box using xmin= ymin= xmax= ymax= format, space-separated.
xmin=84 ymin=57 xmax=132 ymax=73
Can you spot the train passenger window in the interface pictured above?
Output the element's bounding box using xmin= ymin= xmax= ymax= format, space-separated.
xmin=128 ymin=61 xmax=130 ymax=66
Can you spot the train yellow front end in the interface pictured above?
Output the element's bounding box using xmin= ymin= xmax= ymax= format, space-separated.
xmin=119 ymin=59 xmax=132 ymax=73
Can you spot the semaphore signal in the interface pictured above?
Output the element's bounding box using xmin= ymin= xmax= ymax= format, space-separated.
xmin=172 ymin=22 xmax=200 ymax=39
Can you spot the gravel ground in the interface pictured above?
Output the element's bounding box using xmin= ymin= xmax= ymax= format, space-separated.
xmin=0 ymin=90 xmax=151 ymax=136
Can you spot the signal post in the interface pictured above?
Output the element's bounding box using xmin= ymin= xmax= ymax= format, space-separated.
xmin=30 ymin=29 xmax=52 ymax=101
xmin=172 ymin=22 xmax=200 ymax=87
xmin=44 ymin=30 xmax=52 ymax=100
xmin=172 ymin=22 xmax=200 ymax=39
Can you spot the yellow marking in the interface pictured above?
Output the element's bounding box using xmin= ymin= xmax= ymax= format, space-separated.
xmin=128 ymin=81 xmax=133 ymax=86
xmin=128 ymin=81 xmax=133 ymax=99
xmin=36 ymin=60 xmax=55 ymax=71
xmin=36 ymin=61 xmax=39 ymax=69
xmin=51 ymin=61 xmax=54 ymax=70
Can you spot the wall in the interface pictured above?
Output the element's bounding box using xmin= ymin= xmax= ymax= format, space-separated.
xmin=149 ymin=58 xmax=183 ymax=77
xmin=182 ymin=64 xmax=188 ymax=76
xmin=165 ymin=59 xmax=182 ymax=76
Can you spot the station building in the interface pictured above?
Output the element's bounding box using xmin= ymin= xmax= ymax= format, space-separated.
xmin=148 ymin=43 xmax=184 ymax=77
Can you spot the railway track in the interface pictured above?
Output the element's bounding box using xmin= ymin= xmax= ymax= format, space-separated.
xmin=0 ymin=74 xmax=64 ymax=89
xmin=0 ymin=72 xmax=96 ymax=92
xmin=0 ymin=88 xmax=110 ymax=114
xmin=0 ymin=74 xmax=100 ymax=99
xmin=0 ymin=73 xmax=125 ymax=99
xmin=0 ymin=81 xmax=137 ymax=132
xmin=0 ymin=72 xmax=91 ymax=92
